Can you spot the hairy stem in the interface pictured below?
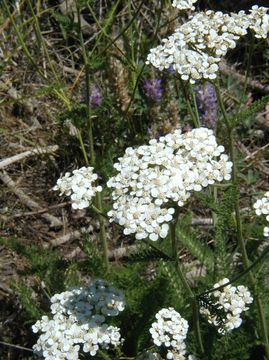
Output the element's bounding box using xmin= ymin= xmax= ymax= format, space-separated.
xmin=170 ymin=212 xmax=204 ymax=354
xmin=178 ymin=78 xmax=199 ymax=128
xmin=76 ymin=5 xmax=109 ymax=270
xmin=215 ymin=82 xmax=269 ymax=359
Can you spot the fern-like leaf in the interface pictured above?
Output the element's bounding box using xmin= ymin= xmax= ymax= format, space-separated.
xmin=233 ymin=94 xmax=269 ymax=126
xmin=176 ymin=226 xmax=215 ymax=270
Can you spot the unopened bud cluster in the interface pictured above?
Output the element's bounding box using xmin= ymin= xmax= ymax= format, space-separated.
xmin=107 ymin=127 xmax=232 ymax=241
xmin=200 ymin=278 xmax=253 ymax=334
xmin=32 ymin=280 xmax=125 ymax=359
xmin=53 ymin=166 xmax=102 ymax=210
xmin=253 ymin=191 xmax=269 ymax=237
xmin=147 ymin=5 xmax=269 ymax=83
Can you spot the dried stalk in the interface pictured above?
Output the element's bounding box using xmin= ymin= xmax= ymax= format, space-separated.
xmin=0 ymin=145 xmax=59 ymax=170
xmin=0 ymin=172 xmax=62 ymax=227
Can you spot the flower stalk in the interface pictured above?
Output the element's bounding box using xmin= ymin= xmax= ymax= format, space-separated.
xmin=77 ymin=4 xmax=109 ymax=270
xmin=170 ymin=211 xmax=204 ymax=355
xmin=215 ymin=82 xmax=269 ymax=359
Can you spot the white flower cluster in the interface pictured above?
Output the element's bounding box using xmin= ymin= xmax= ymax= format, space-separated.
xmin=107 ymin=128 xmax=232 ymax=241
xmin=172 ymin=0 xmax=198 ymax=11
xmin=150 ymin=308 xmax=189 ymax=359
xmin=249 ymin=6 xmax=269 ymax=39
xmin=138 ymin=351 xmax=197 ymax=360
xmin=147 ymin=6 xmax=269 ymax=83
xmin=32 ymin=280 xmax=125 ymax=359
xmin=253 ymin=191 xmax=269 ymax=237
xmin=200 ymin=278 xmax=253 ymax=334
xmin=53 ymin=166 xmax=102 ymax=209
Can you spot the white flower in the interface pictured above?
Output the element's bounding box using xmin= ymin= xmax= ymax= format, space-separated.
xmin=200 ymin=278 xmax=253 ymax=334
xmin=253 ymin=191 xmax=269 ymax=237
xmin=147 ymin=6 xmax=269 ymax=83
xmin=53 ymin=166 xmax=102 ymax=209
xmin=150 ymin=308 xmax=189 ymax=359
xmin=108 ymin=128 xmax=232 ymax=241
xmin=172 ymin=0 xmax=198 ymax=11
xmin=32 ymin=280 xmax=125 ymax=359
xmin=248 ymin=6 xmax=269 ymax=39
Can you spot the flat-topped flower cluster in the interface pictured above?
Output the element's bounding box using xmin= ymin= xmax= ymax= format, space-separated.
xmin=253 ymin=191 xmax=269 ymax=237
xmin=107 ymin=127 xmax=232 ymax=241
xmin=147 ymin=5 xmax=269 ymax=83
xmin=32 ymin=280 xmax=125 ymax=359
xmin=53 ymin=166 xmax=102 ymax=210
xmin=200 ymin=278 xmax=253 ymax=334
xmin=149 ymin=308 xmax=196 ymax=360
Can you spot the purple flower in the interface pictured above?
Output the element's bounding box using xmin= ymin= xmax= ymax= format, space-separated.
xmin=195 ymin=82 xmax=218 ymax=131
xmin=168 ymin=65 xmax=175 ymax=74
xmin=143 ymin=79 xmax=163 ymax=103
xmin=89 ymin=86 xmax=102 ymax=108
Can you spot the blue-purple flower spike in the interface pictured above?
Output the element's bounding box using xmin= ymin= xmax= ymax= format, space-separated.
xmin=143 ymin=79 xmax=163 ymax=103
xmin=89 ymin=86 xmax=103 ymax=108
xmin=195 ymin=82 xmax=218 ymax=131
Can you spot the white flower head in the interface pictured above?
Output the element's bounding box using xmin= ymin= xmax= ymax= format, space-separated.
xmin=32 ymin=280 xmax=125 ymax=359
xmin=248 ymin=6 xmax=269 ymax=39
xmin=253 ymin=191 xmax=269 ymax=237
xmin=200 ymin=278 xmax=253 ymax=334
xmin=147 ymin=6 xmax=269 ymax=83
xmin=150 ymin=308 xmax=189 ymax=359
xmin=53 ymin=166 xmax=102 ymax=209
xmin=108 ymin=128 xmax=232 ymax=241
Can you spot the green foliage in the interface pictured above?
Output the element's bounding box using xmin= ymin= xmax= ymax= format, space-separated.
xmin=176 ymin=225 xmax=215 ymax=271
xmin=11 ymin=282 xmax=43 ymax=322
xmin=78 ymin=235 xmax=107 ymax=277
xmin=0 ymin=237 xmax=66 ymax=293
xmin=213 ymin=186 xmax=237 ymax=277
xmin=123 ymin=242 xmax=172 ymax=263
xmin=59 ymin=104 xmax=88 ymax=129
xmin=233 ymin=95 xmax=269 ymax=126
xmin=51 ymin=11 xmax=75 ymax=40
xmin=205 ymin=328 xmax=255 ymax=360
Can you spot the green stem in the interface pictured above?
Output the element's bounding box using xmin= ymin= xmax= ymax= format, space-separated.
xmin=91 ymin=204 xmax=109 ymax=220
xmin=215 ymin=82 xmax=269 ymax=359
xmin=170 ymin=212 xmax=204 ymax=354
xmin=76 ymin=4 xmax=109 ymax=270
xmin=198 ymin=246 xmax=269 ymax=298
xmin=178 ymin=78 xmax=199 ymax=128
xmin=98 ymin=350 xmax=113 ymax=360
xmin=189 ymin=84 xmax=201 ymax=127
xmin=77 ymin=129 xmax=90 ymax=165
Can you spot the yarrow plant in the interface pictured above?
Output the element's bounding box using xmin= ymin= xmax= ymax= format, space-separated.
xmin=107 ymin=127 xmax=232 ymax=241
xmin=253 ymin=191 xmax=269 ymax=237
xmin=200 ymin=278 xmax=253 ymax=335
xmin=32 ymin=280 xmax=125 ymax=359
xmin=146 ymin=5 xmax=269 ymax=83
xmin=53 ymin=166 xmax=102 ymax=210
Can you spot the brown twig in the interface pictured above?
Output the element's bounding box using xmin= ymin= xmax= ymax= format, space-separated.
xmin=8 ymin=201 xmax=71 ymax=218
xmin=49 ymin=229 xmax=82 ymax=247
xmin=0 ymin=171 xmax=62 ymax=227
xmin=0 ymin=341 xmax=32 ymax=353
xmin=0 ymin=145 xmax=59 ymax=170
